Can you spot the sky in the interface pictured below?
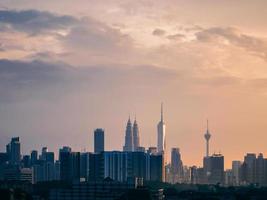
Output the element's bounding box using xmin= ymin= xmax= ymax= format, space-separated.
xmin=1 ymin=0 xmax=267 ymax=168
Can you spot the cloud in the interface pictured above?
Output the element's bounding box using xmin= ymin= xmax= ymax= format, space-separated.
xmin=167 ymin=33 xmax=185 ymax=41
xmin=195 ymin=75 xmax=241 ymax=87
xmin=0 ymin=43 xmax=5 ymax=51
xmin=152 ymin=28 xmax=166 ymax=36
xmin=195 ymin=27 xmax=267 ymax=61
xmin=62 ymin=18 xmax=132 ymax=52
xmin=0 ymin=59 xmax=177 ymax=103
xmin=0 ymin=9 xmax=135 ymax=65
xmin=0 ymin=9 xmax=78 ymax=35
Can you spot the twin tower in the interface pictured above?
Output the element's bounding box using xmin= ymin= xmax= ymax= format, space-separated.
xmin=123 ymin=117 xmax=140 ymax=152
xmin=123 ymin=103 xmax=166 ymax=153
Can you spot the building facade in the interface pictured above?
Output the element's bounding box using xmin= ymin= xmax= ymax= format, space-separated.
xmin=94 ymin=128 xmax=105 ymax=153
xmin=123 ymin=118 xmax=134 ymax=152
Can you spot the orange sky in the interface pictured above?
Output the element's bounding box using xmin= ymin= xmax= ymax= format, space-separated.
xmin=1 ymin=0 xmax=267 ymax=169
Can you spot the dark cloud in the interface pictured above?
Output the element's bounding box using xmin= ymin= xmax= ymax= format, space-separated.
xmin=196 ymin=27 xmax=267 ymax=60
xmin=0 ymin=9 xmax=78 ymax=35
xmin=0 ymin=59 xmax=176 ymax=103
xmin=0 ymin=9 xmax=134 ymax=61
xmin=0 ymin=59 xmax=75 ymax=102
xmin=62 ymin=19 xmax=132 ymax=52
xmin=152 ymin=28 xmax=166 ymax=36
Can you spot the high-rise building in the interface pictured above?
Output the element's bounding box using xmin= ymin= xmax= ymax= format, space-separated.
xmin=157 ymin=103 xmax=166 ymax=154
xmin=89 ymin=150 xmax=164 ymax=183
xmin=133 ymin=118 xmax=140 ymax=151
xmin=54 ymin=160 xmax=60 ymax=181
xmin=60 ymin=146 xmax=72 ymax=153
xmin=22 ymin=155 xmax=31 ymax=168
xmin=189 ymin=166 xmax=198 ymax=184
xmin=6 ymin=137 xmax=21 ymax=166
xmin=131 ymin=152 xmax=147 ymax=180
xmin=32 ymin=149 xmax=56 ymax=183
xmin=59 ymin=146 xmax=71 ymax=160
xmin=256 ymin=153 xmax=265 ymax=186
xmin=45 ymin=152 xmax=55 ymax=163
xmin=150 ymin=153 xmax=165 ymax=182
xmin=44 ymin=161 xmax=56 ymax=181
xmin=205 ymin=154 xmax=224 ymax=185
xmin=94 ymin=128 xmax=105 ymax=153
xmin=32 ymin=161 xmax=45 ymax=183
xmin=59 ymin=150 xmax=80 ymax=182
xmin=103 ymin=151 xmax=129 ymax=182
xmin=239 ymin=153 xmax=267 ymax=186
xmin=31 ymin=150 xmax=38 ymax=166
xmin=183 ymin=166 xmax=191 ymax=184
xmin=242 ymin=153 xmax=256 ymax=184
xmin=232 ymin=160 xmax=242 ymax=186
xmin=41 ymin=147 xmax=48 ymax=160
xmin=224 ymin=169 xmax=233 ymax=186
xmin=171 ymin=148 xmax=183 ymax=183
xmin=4 ymin=167 xmax=32 ymax=183
xmin=80 ymin=152 xmax=90 ymax=181
xmin=89 ymin=153 xmax=104 ymax=181
xmin=0 ymin=152 xmax=8 ymax=165
xmin=123 ymin=117 xmax=134 ymax=152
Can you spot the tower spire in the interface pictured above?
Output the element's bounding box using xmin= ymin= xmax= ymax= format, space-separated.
xmin=124 ymin=116 xmax=133 ymax=152
xmin=161 ymin=102 xmax=163 ymax=122
xmin=204 ymin=119 xmax=211 ymax=157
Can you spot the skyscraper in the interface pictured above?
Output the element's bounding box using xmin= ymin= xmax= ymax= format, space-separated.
xmin=150 ymin=153 xmax=165 ymax=182
xmin=59 ymin=150 xmax=80 ymax=182
xmin=133 ymin=118 xmax=140 ymax=151
xmin=208 ymin=154 xmax=224 ymax=184
xmin=31 ymin=150 xmax=38 ymax=165
xmin=22 ymin=155 xmax=31 ymax=168
xmin=256 ymin=153 xmax=265 ymax=186
xmin=41 ymin=147 xmax=48 ymax=160
xmin=232 ymin=160 xmax=242 ymax=186
xmin=103 ymin=151 xmax=129 ymax=182
xmin=123 ymin=117 xmax=134 ymax=152
xmin=94 ymin=128 xmax=105 ymax=153
xmin=242 ymin=153 xmax=256 ymax=184
xmin=204 ymin=120 xmax=211 ymax=157
xmin=80 ymin=152 xmax=90 ymax=181
xmin=171 ymin=148 xmax=184 ymax=183
xmin=157 ymin=103 xmax=166 ymax=153
xmin=6 ymin=137 xmax=21 ymax=166
xmin=89 ymin=153 xmax=104 ymax=181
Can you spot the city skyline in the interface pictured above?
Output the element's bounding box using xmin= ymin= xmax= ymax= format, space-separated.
xmin=2 ymin=134 xmax=267 ymax=198
xmin=3 ymin=131 xmax=267 ymax=186
xmin=1 ymin=110 xmax=266 ymax=170
xmin=1 ymin=104 xmax=267 ymax=169
xmin=1 ymin=0 xmax=267 ymax=169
